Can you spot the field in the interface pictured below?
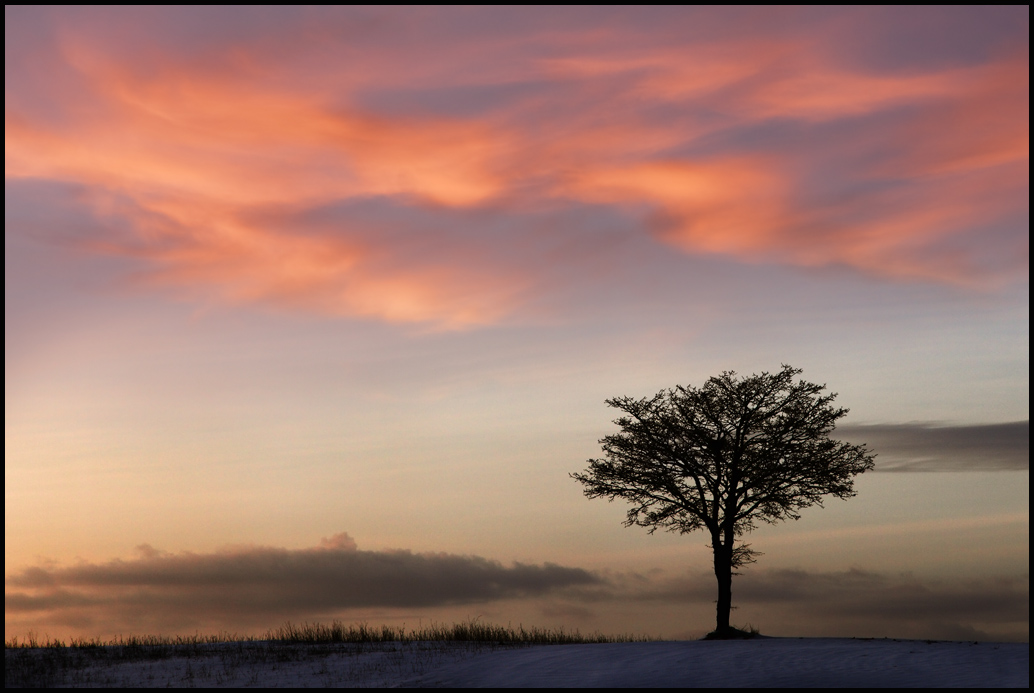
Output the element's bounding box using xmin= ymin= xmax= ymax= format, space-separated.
xmin=5 ymin=622 xmax=1028 ymax=687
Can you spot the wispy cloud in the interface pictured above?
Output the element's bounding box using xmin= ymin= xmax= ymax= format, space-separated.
xmin=5 ymin=7 xmax=1028 ymax=326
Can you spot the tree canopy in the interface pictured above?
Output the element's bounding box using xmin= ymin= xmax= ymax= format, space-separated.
xmin=571 ymin=365 xmax=875 ymax=637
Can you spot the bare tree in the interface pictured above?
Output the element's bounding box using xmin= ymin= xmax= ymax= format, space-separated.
xmin=572 ymin=365 xmax=875 ymax=638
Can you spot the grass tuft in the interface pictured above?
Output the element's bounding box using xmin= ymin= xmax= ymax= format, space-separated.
xmin=264 ymin=617 xmax=651 ymax=645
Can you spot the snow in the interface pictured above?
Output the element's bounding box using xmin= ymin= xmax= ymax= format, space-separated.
xmin=409 ymin=639 xmax=1029 ymax=688
xmin=6 ymin=638 xmax=1028 ymax=688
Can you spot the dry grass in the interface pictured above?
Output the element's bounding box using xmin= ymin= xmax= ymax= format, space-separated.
xmin=5 ymin=619 xmax=656 ymax=687
xmin=267 ymin=618 xmax=651 ymax=645
xmin=6 ymin=617 xmax=653 ymax=649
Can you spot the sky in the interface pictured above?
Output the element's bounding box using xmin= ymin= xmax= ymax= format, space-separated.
xmin=5 ymin=6 xmax=1029 ymax=643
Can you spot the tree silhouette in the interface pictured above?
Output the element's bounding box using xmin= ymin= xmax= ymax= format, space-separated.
xmin=571 ymin=365 xmax=875 ymax=638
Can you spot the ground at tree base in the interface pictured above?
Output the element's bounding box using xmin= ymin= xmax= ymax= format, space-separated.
xmin=701 ymin=625 xmax=765 ymax=640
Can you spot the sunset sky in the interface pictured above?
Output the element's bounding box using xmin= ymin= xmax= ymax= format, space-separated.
xmin=5 ymin=6 xmax=1028 ymax=642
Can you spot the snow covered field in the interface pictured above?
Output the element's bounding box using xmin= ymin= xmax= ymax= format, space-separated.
xmin=6 ymin=638 xmax=1028 ymax=687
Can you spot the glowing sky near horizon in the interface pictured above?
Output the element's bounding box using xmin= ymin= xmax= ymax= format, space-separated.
xmin=5 ymin=6 xmax=1029 ymax=642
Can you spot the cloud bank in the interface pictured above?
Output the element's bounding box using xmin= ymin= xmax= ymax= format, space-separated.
xmin=604 ymin=567 xmax=1029 ymax=642
xmin=6 ymin=533 xmax=598 ymax=625
xmin=838 ymin=421 xmax=1029 ymax=471
xmin=7 ymin=533 xmax=1027 ymax=642
xmin=6 ymin=6 xmax=1028 ymax=326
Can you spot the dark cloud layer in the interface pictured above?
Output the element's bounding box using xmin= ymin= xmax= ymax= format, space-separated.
xmin=6 ymin=533 xmax=599 ymax=630
xmin=586 ymin=567 xmax=1029 ymax=642
xmin=838 ymin=421 xmax=1029 ymax=471
xmin=7 ymin=534 xmax=1027 ymax=642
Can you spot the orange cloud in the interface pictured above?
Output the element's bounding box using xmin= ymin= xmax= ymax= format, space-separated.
xmin=562 ymin=159 xmax=790 ymax=256
xmin=546 ymin=43 xmax=1028 ymax=285
xmin=5 ymin=11 xmax=1028 ymax=325
xmin=6 ymin=44 xmax=526 ymax=326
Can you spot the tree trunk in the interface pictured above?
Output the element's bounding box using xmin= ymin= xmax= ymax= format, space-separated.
xmin=712 ymin=541 xmax=733 ymax=634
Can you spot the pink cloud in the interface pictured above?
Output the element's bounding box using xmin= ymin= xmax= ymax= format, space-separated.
xmin=6 ymin=8 xmax=1027 ymax=325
